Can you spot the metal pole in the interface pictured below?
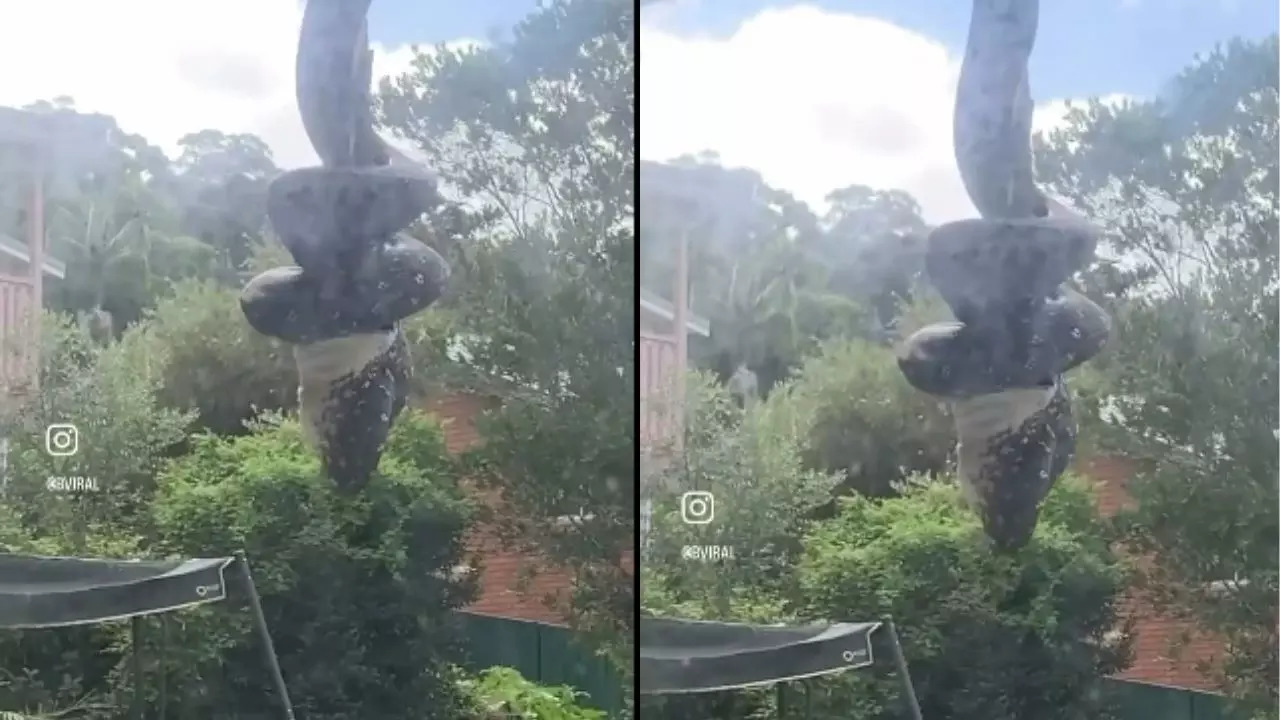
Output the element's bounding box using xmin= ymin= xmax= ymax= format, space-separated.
xmin=158 ymin=616 xmax=168 ymax=719
xmin=234 ymin=550 xmax=297 ymax=720
xmin=130 ymin=616 xmax=143 ymax=720
xmin=884 ymin=619 xmax=924 ymax=720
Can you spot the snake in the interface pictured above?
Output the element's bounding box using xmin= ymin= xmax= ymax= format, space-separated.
xmin=239 ymin=0 xmax=450 ymax=493
xmin=897 ymin=0 xmax=1112 ymax=550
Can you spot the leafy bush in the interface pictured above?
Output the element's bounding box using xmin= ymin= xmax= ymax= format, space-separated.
xmin=774 ymin=336 xmax=953 ymax=499
xmin=644 ymin=372 xmax=840 ymax=611
xmin=0 ymin=313 xmax=192 ymax=542
xmin=795 ymin=477 xmax=1132 ymax=720
xmin=131 ymin=279 xmax=297 ymax=435
xmin=134 ymin=411 xmax=477 ymax=719
xmin=459 ymin=667 xmax=606 ymax=720
xmin=641 ymin=372 xmax=838 ymax=720
xmin=0 ymin=314 xmax=186 ymax=715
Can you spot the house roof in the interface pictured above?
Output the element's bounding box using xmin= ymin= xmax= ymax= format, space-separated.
xmin=0 ymin=233 xmax=65 ymax=280
xmin=640 ymin=286 xmax=710 ymax=336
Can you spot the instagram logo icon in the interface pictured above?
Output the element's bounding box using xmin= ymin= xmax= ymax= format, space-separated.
xmin=680 ymin=491 xmax=714 ymax=525
xmin=45 ymin=424 xmax=79 ymax=457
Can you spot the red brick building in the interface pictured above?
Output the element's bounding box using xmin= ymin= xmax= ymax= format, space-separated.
xmin=433 ymin=286 xmax=704 ymax=621
xmin=1083 ymin=456 xmax=1222 ymax=690
xmin=422 ymin=393 xmax=571 ymax=624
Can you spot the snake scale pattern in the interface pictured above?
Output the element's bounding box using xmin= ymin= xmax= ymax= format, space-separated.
xmin=897 ymin=0 xmax=1112 ymax=550
xmin=239 ymin=0 xmax=450 ymax=493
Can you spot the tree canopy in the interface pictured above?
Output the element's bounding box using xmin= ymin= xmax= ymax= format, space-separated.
xmin=0 ymin=0 xmax=636 ymax=716
xmin=642 ymin=32 xmax=1277 ymax=720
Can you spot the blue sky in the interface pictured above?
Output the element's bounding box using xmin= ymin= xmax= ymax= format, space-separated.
xmin=0 ymin=0 xmax=552 ymax=174
xmin=369 ymin=0 xmax=540 ymax=46
xmin=645 ymin=0 xmax=1278 ymax=100
xmin=639 ymin=1 xmax=1277 ymax=221
xmin=0 ymin=0 xmax=544 ymax=172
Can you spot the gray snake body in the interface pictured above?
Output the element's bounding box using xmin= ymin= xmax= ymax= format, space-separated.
xmin=240 ymin=0 xmax=450 ymax=492
xmin=898 ymin=0 xmax=1111 ymax=550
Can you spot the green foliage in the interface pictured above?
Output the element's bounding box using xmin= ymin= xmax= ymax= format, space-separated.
xmin=0 ymin=314 xmax=183 ymax=714
xmin=141 ymin=411 xmax=475 ymax=719
xmin=1036 ymin=34 xmax=1278 ymax=715
xmin=0 ymin=351 xmax=476 ymax=719
xmin=459 ymin=667 xmax=606 ymax=720
xmin=0 ymin=701 xmax=115 ymax=720
xmin=379 ymin=0 xmax=635 ymax=678
xmin=639 ymin=561 xmax=783 ymax=720
xmin=645 ymin=372 xmax=839 ymax=612
xmin=170 ymin=129 xmax=278 ymax=282
xmin=0 ymin=312 xmax=192 ymax=544
xmin=795 ymin=478 xmax=1131 ymax=720
xmin=639 ymin=159 xmax=892 ymax=392
xmin=774 ymin=336 xmax=953 ymax=498
xmin=127 ymin=279 xmax=297 ymax=435
xmin=643 ymin=379 xmax=1127 ymax=720
xmin=2 ymin=9 xmax=626 ymax=717
xmin=6 ymin=102 xmax=280 ymax=340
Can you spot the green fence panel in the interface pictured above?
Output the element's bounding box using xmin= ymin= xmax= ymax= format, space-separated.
xmin=1104 ymin=678 xmax=1244 ymax=720
xmin=456 ymin=611 xmax=625 ymax=716
xmin=537 ymin=621 xmax=626 ymax=713
xmin=455 ymin=611 xmax=544 ymax=679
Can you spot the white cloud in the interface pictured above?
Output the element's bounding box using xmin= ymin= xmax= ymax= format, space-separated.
xmin=640 ymin=5 xmax=1130 ymax=224
xmin=0 ymin=0 xmax=473 ymax=169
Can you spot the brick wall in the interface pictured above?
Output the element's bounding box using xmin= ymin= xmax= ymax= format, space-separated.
xmin=1082 ymin=456 xmax=1223 ymax=690
xmin=639 ymin=332 xmax=677 ymax=450
xmin=422 ymin=393 xmax=572 ymax=625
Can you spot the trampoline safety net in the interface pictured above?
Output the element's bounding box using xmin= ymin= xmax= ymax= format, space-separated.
xmin=0 ymin=553 xmax=233 ymax=629
xmin=639 ymin=617 xmax=881 ymax=694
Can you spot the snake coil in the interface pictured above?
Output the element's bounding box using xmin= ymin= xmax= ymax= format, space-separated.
xmin=239 ymin=0 xmax=450 ymax=492
xmin=898 ymin=0 xmax=1112 ymax=550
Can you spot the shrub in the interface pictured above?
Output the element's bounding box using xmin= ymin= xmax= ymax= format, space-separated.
xmin=796 ymin=477 xmax=1132 ymax=720
xmin=459 ymin=666 xmax=606 ymax=720
xmin=134 ymin=411 xmax=476 ymax=719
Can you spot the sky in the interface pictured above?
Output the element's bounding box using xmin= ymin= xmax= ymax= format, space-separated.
xmin=0 ymin=0 xmax=531 ymax=170
xmin=640 ymin=0 xmax=1278 ymax=223
xmin=0 ymin=1 xmax=1272 ymax=226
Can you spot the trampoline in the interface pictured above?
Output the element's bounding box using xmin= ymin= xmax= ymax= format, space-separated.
xmin=640 ymin=616 xmax=923 ymax=719
xmin=0 ymin=550 xmax=294 ymax=719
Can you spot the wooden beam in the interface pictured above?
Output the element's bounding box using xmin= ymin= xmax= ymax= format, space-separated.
xmin=26 ymin=154 xmax=42 ymax=392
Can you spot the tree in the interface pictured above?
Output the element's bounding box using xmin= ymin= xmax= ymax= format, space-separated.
xmin=143 ymin=413 xmax=475 ymax=719
xmin=0 ymin=313 xmax=193 ymax=544
xmin=640 ymin=158 xmax=876 ymax=393
xmin=170 ymin=129 xmax=278 ymax=281
xmin=641 ymin=375 xmax=1131 ymax=720
xmin=640 ymin=373 xmax=841 ymax=720
xmin=644 ymin=373 xmax=841 ymax=611
xmin=0 ymin=314 xmax=189 ymax=715
xmin=378 ymin=0 xmax=635 ymax=678
xmin=819 ymin=184 xmax=929 ymax=332
xmin=126 ymin=278 xmax=298 ymax=435
xmin=795 ymin=479 xmax=1132 ymax=720
xmin=0 ymin=276 xmax=478 ymax=720
xmin=16 ymin=102 xmax=217 ymax=338
xmin=775 ymin=335 xmax=953 ymax=499
xmin=46 ymin=175 xmax=213 ymax=339
xmin=1036 ymin=35 xmax=1278 ymax=715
